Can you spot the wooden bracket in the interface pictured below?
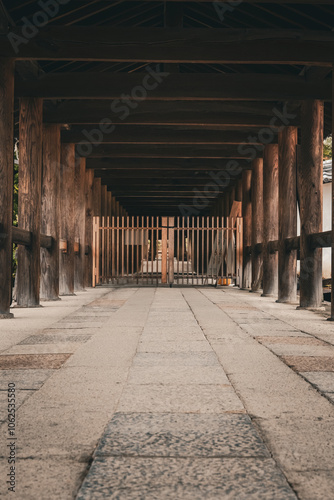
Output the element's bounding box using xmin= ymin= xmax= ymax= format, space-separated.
xmin=59 ymin=239 xmax=68 ymax=253
xmin=74 ymin=240 xmax=80 ymax=255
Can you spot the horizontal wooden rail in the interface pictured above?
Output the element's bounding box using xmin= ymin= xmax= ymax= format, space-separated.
xmin=12 ymin=227 xmax=53 ymax=249
xmin=247 ymin=230 xmax=332 ymax=256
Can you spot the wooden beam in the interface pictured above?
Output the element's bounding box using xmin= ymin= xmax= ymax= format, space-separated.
xmin=40 ymin=124 xmax=61 ymax=301
xmin=0 ymin=58 xmax=14 ymax=317
xmin=44 ymin=101 xmax=299 ymax=126
xmin=278 ymin=127 xmax=298 ymax=303
xmin=74 ymin=157 xmax=86 ymax=292
xmin=16 ymin=73 xmax=331 ymax=101
xmin=251 ymin=158 xmax=263 ymax=292
xmin=77 ymin=144 xmax=263 ymax=159
xmin=88 ymin=158 xmax=251 ymax=171
xmin=59 ymin=143 xmax=75 ymax=296
xmin=16 ymin=97 xmax=43 ymax=307
xmin=62 ymin=126 xmax=268 ymax=145
xmin=84 ymin=169 xmax=94 ymax=288
xmin=3 ymin=28 xmax=334 ymax=66
xmin=262 ymin=144 xmax=279 ymax=297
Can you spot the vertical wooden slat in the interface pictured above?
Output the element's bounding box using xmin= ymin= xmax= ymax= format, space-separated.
xmin=161 ymin=216 xmax=168 ymax=284
xmin=17 ymin=97 xmax=43 ymax=307
xmin=126 ymin=216 xmax=129 ymax=280
xmin=201 ymin=217 xmax=204 ymax=285
xmin=121 ymin=216 xmax=125 ymax=279
xmin=74 ymin=157 xmax=86 ymax=292
xmin=168 ymin=217 xmax=175 ymax=285
xmin=136 ymin=216 xmax=139 ymax=284
xmin=278 ymin=126 xmax=298 ymax=303
xmin=116 ymin=216 xmax=119 ymax=283
xmin=141 ymin=216 xmax=144 ymax=283
xmin=40 ymin=124 xmax=61 ymax=301
xmin=262 ymin=144 xmax=279 ymax=297
xmin=299 ymin=100 xmax=324 ymax=308
xmin=182 ymin=217 xmax=185 ymax=284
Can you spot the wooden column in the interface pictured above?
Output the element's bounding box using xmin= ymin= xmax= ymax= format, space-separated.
xmin=236 ymin=178 xmax=243 ymax=203
xmin=84 ymin=169 xmax=94 ymax=288
xmin=262 ymin=144 xmax=279 ymax=297
xmin=17 ymin=97 xmax=43 ymax=307
xmin=332 ymin=66 xmax=334 ymax=320
xmin=242 ymin=169 xmax=252 ymax=289
xmin=278 ymin=127 xmax=298 ymax=303
xmin=224 ymin=190 xmax=230 ymax=217
xmin=298 ymin=101 xmax=323 ymax=308
xmin=251 ymin=158 xmax=263 ymax=292
xmin=0 ymin=59 xmax=14 ymax=318
xmin=40 ymin=124 xmax=61 ymax=301
xmin=93 ymin=178 xmax=102 ymax=216
xmin=229 ymin=186 xmax=236 ymax=214
xmin=74 ymin=157 xmax=86 ymax=292
xmin=59 ymin=143 xmax=75 ymax=295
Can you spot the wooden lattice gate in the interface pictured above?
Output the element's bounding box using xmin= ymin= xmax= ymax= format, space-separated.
xmin=92 ymin=216 xmax=243 ymax=287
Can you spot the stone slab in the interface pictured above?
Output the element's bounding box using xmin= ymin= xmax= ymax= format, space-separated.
xmin=0 ymin=369 xmax=54 ymax=390
xmin=19 ymin=334 xmax=92 ymax=344
xmin=266 ymin=345 xmax=334 ymax=357
xmin=0 ymin=354 xmax=71 ymax=370
xmin=133 ymin=352 xmax=220 ymax=367
xmin=117 ymin=384 xmax=244 ymax=414
xmin=302 ymin=372 xmax=334 ymax=393
xmin=137 ymin=341 xmax=212 ymax=353
xmin=256 ymin=336 xmax=327 ymax=346
xmin=4 ymin=344 xmax=81 ymax=355
xmin=0 ymin=458 xmax=89 ymax=500
xmin=77 ymin=457 xmax=297 ymax=500
xmin=128 ymin=366 xmax=230 ymax=385
xmin=96 ymin=413 xmax=269 ymax=458
xmin=282 ymin=356 xmax=334 ymax=372
xmin=0 ymin=389 xmax=35 ymax=421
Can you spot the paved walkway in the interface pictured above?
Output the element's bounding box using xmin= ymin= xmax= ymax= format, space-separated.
xmin=1 ymin=287 xmax=334 ymax=499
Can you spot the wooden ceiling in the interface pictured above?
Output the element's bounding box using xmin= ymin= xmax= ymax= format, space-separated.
xmin=2 ymin=0 xmax=333 ymax=215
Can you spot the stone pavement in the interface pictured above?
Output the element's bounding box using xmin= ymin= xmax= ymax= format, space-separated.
xmin=1 ymin=286 xmax=334 ymax=499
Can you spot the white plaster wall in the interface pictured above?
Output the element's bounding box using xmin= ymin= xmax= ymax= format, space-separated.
xmin=297 ymin=181 xmax=332 ymax=279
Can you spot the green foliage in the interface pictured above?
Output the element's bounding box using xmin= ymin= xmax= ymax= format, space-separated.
xmin=324 ymin=135 xmax=332 ymax=159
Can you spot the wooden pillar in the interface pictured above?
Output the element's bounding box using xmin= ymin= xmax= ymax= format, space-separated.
xmin=242 ymin=170 xmax=252 ymax=289
xmin=236 ymin=178 xmax=243 ymax=203
xmin=59 ymin=143 xmax=75 ymax=295
xmin=251 ymin=158 xmax=263 ymax=292
xmin=278 ymin=127 xmax=298 ymax=303
xmin=229 ymin=186 xmax=236 ymax=213
xmin=0 ymin=59 xmax=14 ymax=318
xmin=93 ymin=178 xmax=102 ymax=216
xmin=17 ymin=97 xmax=43 ymax=307
xmin=298 ymin=101 xmax=323 ymax=308
xmin=262 ymin=144 xmax=279 ymax=297
xmin=40 ymin=124 xmax=61 ymax=301
xmin=224 ymin=190 xmax=230 ymax=217
xmin=332 ymin=66 xmax=334 ymax=319
xmin=74 ymin=157 xmax=86 ymax=292
xmin=84 ymin=169 xmax=94 ymax=288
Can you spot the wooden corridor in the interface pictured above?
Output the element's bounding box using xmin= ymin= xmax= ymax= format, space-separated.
xmin=0 ymin=0 xmax=333 ymax=318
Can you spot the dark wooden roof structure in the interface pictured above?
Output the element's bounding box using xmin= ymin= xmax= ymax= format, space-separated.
xmin=0 ymin=0 xmax=333 ymax=318
xmin=2 ymin=0 xmax=333 ymax=215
